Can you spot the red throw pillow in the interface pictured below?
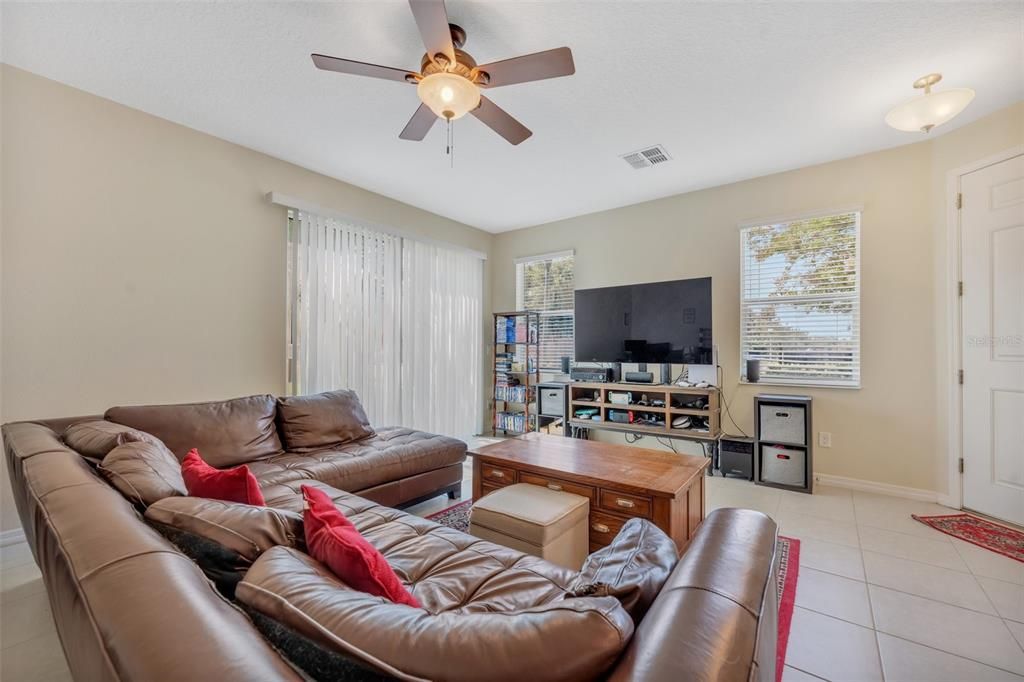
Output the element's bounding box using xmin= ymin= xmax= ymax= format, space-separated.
xmin=181 ymin=448 xmax=265 ymax=506
xmin=301 ymin=485 xmax=420 ymax=608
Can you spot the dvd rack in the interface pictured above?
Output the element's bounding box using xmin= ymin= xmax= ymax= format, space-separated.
xmin=492 ymin=311 xmax=540 ymax=436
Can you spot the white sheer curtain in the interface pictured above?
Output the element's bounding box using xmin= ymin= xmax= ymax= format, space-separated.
xmin=289 ymin=211 xmax=402 ymax=425
xmin=288 ymin=210 xmax=483 ymax=438
xmin=401 ymin=239 xmax=482 ymax=438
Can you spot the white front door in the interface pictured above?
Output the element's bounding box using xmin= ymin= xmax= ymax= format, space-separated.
xmin=961 ymin=153 xmax=1024 ymax=525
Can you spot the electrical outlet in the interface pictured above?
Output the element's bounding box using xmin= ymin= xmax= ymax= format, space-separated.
xmin=819 ymin=431 xmax=832 ymax=448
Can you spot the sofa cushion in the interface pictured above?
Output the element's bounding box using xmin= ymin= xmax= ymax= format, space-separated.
xmin=568 ymin=517 xmax=679 ymax=622
xmin=247 ymin=427 xmax=466 ymax=492
xmin=181 ymin=449 xmax=266 ymax=506
xmin=146 ymin=496 xmax=304 ymax=561
xmin=106 ymin=394 xmax=283 ymax=468
xmin=276 ymin=390 xmax=374 ymax=452
xmin=237 ymin=546 xmax=633 ymax=682
xmin=262 ymin=481 xmax=578 ymax=615
xmin=62 ymin=420 xmax=160 ymax=462
xmin=302 ymin=484 xmax=419 ymax=608
xmin=145 ymin=496 xmax=303 ymax=597
xmin=99 ymin=440 xmax=187 ymax=507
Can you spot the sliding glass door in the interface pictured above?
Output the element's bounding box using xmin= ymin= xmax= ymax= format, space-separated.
xmin=287 ymin=210 xmax=482 ymax=438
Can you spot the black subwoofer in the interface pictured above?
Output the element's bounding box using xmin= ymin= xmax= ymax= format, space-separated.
xmin=719 ymin=436 xmax=755 ymax=480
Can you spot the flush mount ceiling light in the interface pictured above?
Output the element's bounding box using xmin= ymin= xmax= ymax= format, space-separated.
xmin=885 ymin=73 xmax=975 ymax=133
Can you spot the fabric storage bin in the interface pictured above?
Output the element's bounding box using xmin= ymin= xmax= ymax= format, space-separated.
xmin=760 ymin=444 xmax=806 ymax=487
xmin=758 ymin=404 xmax=807 ymax=445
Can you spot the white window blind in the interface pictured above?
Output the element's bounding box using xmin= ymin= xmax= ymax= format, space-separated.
xmin=515 ymin=251 xmax=575 ymax=370
xmin=740 ymin=211 xmax=861 ymax=387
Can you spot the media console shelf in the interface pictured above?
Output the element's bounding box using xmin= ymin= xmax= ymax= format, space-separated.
xmin=567 ymin=381 xmax=721 ymax=441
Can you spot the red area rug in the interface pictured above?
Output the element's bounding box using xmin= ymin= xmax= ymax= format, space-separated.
xmin=775 ymin=536 xmax=800 ymax=682
xmin=425 ymin=499 xmax=473 ymax=528
xmin=427 ymin=501 xmax=800 ymax=681
xmin=912 ymin=513 xmax=1024 ymax=563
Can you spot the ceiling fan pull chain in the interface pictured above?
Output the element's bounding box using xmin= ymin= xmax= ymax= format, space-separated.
xmin=446 ymin=117 xmax=454 ymax=168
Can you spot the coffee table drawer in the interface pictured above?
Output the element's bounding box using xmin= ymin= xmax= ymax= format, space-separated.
xmin=519 ymin=472 xmax=595 ymax=502
xmin=480 ymin=463 xmax=517 ymax=486
xmin=589 ymin=511 xmax=627 ymax=545
xmin=598 ymin=489 xmax=652 ymax=519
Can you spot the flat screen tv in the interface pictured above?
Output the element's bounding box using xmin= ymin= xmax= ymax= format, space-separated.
xmin=574 ymin=277 xmax=712 ymax=364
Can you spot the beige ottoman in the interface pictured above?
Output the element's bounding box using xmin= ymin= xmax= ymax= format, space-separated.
xmin=470 ymin=483 xmax=590 ymax=570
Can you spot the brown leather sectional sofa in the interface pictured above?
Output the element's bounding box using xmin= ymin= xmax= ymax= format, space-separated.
xmin=3 ymin=393 xmax=780 ymax=682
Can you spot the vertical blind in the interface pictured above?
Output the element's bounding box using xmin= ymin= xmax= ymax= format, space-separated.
xmin=400 ymin=239 xmax=483 ymax=437
xmin=288 ymin=213 xmax=403 ymax=423
xmin=515 ymin=252 xmax=575 ymax=370
xmin=288 ymin=210 xmax=483 ymax=437
xmin=740 ymin=211 xmax=861 ymax=387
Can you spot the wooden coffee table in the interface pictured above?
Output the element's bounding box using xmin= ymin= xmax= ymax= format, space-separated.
xmin=470 ymin=433 xmax=709 ymax=552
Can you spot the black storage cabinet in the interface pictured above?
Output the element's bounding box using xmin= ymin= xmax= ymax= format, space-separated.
xmin=754 ymin=394 xmax=813 ymax=494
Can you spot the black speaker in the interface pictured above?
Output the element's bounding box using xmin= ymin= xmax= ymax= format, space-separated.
xmin=611 ymin=362 xmax=622 ymax=382
xmin=720 ymin=436 xmax=755 ymax=480
xmin=560 ymin=356 xmax=570 ymax=374
xmin=746 ymin=359 xmax=761 ymax=383
xmin=659 ymin=363 xmax=672 ymax=384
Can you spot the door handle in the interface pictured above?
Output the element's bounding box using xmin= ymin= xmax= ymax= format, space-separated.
xmin=490 ymin=470 xmax=505 ymax=478
xmin=592 ymin=523 xmax=610 ymax=534
xmin=615 ymin=498 xmax=636 ymax=509
xmin=547 ymin=484 xmax=563 ymax=491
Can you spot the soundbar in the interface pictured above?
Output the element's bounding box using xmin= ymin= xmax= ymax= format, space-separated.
xmin=624 ymin=371 xmax=654 ymax=383
xmin=570 ymin=368 xmax=613 ymax=383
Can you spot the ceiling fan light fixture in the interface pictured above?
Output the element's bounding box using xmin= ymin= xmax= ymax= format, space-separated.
xmin=417 ymin=72 xmax=480 ymax=120
xmin=885 ymin=73 xmax=975 ymax=133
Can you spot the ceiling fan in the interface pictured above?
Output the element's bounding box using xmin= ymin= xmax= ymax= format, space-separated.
xmin=311 ymin=0 xmax=575 ymax=145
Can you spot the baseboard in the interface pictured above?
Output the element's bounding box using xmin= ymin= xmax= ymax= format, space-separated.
xmin=814 ymin=473 xmax=956 ymax=508
xmin=0 ymin=528 xmax=26 ymax=547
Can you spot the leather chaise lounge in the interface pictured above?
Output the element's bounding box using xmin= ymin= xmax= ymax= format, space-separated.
xmin=101 ymin=392 xmax=468 ymax=509
xmin=3 ymin=391 xmax=781 ymax=682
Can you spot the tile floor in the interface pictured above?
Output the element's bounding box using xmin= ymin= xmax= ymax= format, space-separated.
xmin=2 ymin=462 xmax=1022 ymax=682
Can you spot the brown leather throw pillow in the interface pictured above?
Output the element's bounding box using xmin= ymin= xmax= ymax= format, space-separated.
xmin=63 ymin=420 xmax=161 ymax=462
xmin=276 ymin=390 xmax=375 ymax=452
xmin=145 ymin=496 xmax=304 ymax=597
xmin=568 ymin=517 xmax=679 ymax=623
xmin=98 ymin=440 xmax=187 ymax=508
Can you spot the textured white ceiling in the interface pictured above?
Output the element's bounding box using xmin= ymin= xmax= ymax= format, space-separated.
xmin=3 ymin=1 xmax=1021 ymax=232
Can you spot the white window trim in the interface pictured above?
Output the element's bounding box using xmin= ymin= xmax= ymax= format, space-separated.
xmin=514 ymin=249 xmax=574 ymax=265
xmin=515 ymin=250 xmax=575 ymax=371
xmin=738 ymin=208 xmax=862 ymax=389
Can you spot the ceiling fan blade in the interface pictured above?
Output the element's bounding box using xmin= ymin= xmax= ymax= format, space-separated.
xmin=399 ymin=103 xmax=437 ymax=141
xmin=311 ymin=54 xmax=416 ymax=83
xmin=476 ymin=47 xmax=575 ymax=88
xmin=409 ymin=0 xmax=456 ymax=66
xmin=471 ymin=96 xmax=532 ymax=145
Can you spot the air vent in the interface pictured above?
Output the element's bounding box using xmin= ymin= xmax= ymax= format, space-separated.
xmin=620 ymin=145 xmax=671 ymax=169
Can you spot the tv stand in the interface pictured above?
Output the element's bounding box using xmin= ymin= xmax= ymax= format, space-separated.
xmin=567 ymin=381 xmax=721 ymax=442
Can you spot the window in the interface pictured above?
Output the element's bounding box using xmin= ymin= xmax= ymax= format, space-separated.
xmin=740 ymin=210 xmax=861 ymax=387
xmin=515 ymin=251 xmax=575 ymax=370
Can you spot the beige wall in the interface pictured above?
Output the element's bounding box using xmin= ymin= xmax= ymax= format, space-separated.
xmin=0 ymin=65 xmax=494 ymax=531
xmin=2 ymin=62 xmax=1019 ymax=534
xmin=0 ymin=66 xmax=9 ymax=532
xmin=493 ymin=102 xmax=1024 ymax=497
